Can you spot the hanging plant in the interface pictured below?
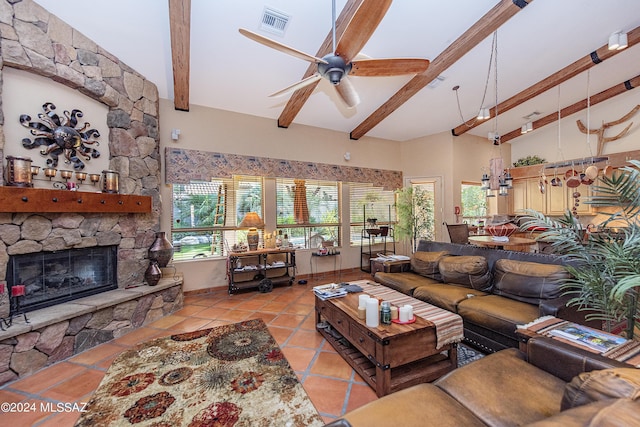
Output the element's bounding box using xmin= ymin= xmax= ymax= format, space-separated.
xmin=513 ymin=155 xmax=546 ymax=167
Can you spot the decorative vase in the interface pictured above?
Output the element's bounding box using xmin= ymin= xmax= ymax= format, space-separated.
xmin=145 ymin=260 xmax=162 ymax=286
xmin=485 ymin=222 xmax=517 ymax=238
xmin=149 ymin=231 xmax=174 ymax=267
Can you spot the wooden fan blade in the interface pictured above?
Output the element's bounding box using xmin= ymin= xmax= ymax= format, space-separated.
xmin=239 ymin=28 xmax=328 ymax=64
xmin=269 ymin=74 xmax=323 ymax=98
xmin=350 ymin=58 xmax=430 ymax=76
xmin=334 ymin=76 xmax=360 ymax=108
xmin=335 ymin=0 xmax=392 ymax=63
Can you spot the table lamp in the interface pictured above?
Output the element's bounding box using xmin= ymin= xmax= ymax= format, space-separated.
xmin=239 ymin=212 xmax=264 ymax=251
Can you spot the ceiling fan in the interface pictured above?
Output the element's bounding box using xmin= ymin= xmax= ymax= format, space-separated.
xmin=239 ymin=0 xmax=429 ymax=109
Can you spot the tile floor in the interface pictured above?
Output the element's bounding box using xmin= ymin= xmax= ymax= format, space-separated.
xmin=0 ymin=269 xmax=378 ymax=426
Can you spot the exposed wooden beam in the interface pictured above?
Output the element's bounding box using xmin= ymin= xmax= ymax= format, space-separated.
xmin=350 ymin=0 xmax=532 ymax=140
xmin=169 ymin=0 xmax=191 ymax=111
xmin=277 ymin=0 xmax=362 ymax=128
xmin=452 ymin=26 xmax=640 ymax=137
xmin=499 ymin=74 xmax=640 ymax=144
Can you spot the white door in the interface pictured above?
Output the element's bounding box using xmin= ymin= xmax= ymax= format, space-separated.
xmin=404 ymin=176 xmax=443 ymax=248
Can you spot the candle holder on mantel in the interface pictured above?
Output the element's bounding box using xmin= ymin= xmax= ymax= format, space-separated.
xmin=5 ymin=156 xmax=33 ymax=187
xmin=0 ymin=283 xmax=29 ymax=330
xmin=102 ymin=170 xmax=119 ymax=194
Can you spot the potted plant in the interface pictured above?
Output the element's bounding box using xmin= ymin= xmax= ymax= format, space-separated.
xmin=395 ymin=186 xmax=435 ymax=252
xmin=520 ymin=160 xmax=640 ymax=339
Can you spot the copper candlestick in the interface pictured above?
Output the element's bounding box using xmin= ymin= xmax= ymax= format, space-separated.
xmin=75 ymin=171 xmax=87 ymax=184
xmin=60 ymin=170 xmax=73 ymax=182
xmin=89 ymin=173 xmax=101 ymax=185
xmin=43 ymin=167 xmax=57 ymax=180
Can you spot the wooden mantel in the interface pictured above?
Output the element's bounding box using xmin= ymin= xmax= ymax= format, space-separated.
xmin=0 ymin=187 xmax=151 ymax=213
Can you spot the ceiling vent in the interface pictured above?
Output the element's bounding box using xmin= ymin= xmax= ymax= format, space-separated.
xmin=261 ymin=7 xmax=290 ymax=36
xmin=523 ymin=111 xmax=541 ymax=121
xmin=427 ymin=75 xmax=446 ymax=89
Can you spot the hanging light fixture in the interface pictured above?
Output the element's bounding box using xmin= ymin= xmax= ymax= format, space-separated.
xmin=478 ymin=31 xmax=511 ymax=197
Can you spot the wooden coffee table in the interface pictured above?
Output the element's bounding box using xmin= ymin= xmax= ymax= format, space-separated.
xmin=315 ymin=284 xmax=458 ymax=397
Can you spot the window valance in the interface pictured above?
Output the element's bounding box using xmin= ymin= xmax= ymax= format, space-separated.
xmin=165 ymin=148 xmax=402 ymax=191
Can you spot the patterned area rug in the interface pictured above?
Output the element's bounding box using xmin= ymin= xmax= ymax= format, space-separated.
xmin=75 ymin=319 xmax=324 ymax=426
xmin=457 ymin=343 xmax=485 ymax=367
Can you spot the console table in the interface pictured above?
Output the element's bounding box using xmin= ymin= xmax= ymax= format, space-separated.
xmin=227 ymin=248 xmax=296 ymax=294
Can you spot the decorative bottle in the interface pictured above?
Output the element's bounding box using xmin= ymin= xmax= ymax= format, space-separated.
xmin=149 ymin=231 xmax=174 ymax=268
xmin=380 ymin=301 xmax=392 ymax=325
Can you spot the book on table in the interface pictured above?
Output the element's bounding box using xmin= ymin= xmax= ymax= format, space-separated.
xmin=313 ymin=283 xmax=347 ymax=300
xmin=548 ymin=323 xmax=627 ymax=353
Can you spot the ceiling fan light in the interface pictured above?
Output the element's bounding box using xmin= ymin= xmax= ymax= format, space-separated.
xmin=327 ymin=68 xmax=344 ymax=85
xmin=617 ymin=32 xmax=628 ymax=50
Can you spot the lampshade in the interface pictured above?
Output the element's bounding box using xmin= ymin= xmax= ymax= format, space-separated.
xmin=239 ymin=212 xmax=264 ymax=228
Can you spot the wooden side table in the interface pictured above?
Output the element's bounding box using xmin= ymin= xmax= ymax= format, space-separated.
xmin=370 ymin=258 xmax=410 ymax=277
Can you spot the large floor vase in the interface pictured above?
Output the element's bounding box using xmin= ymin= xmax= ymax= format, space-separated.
xmin=149 ymin=231 xmax=174 ymax=267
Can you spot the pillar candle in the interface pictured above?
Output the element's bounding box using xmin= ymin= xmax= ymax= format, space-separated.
xmin=358 ymin=294 xmax=369 ymax=309
xmin=404 ymin=304 xmax=414 ymax=320
xmin=365 ymin=297 xmax=379 ymax=327
xmin=11 ymin=285 xmax=26 ymax=297
xmin=390 ymin=305 xmax=398 ymax=320
xmin=399 ymin=306 xmax=411 ymax=322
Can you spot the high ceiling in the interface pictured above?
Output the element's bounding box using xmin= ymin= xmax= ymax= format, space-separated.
xmin=34 ymin=0 xmax=640 ymax=142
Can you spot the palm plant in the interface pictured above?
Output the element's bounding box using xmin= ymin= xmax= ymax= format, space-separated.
xmin=520 ymin=160 xmax=640 ymax=339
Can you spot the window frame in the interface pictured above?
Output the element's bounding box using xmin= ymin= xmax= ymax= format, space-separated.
xmin=171 ymin=175 xmax=264 ymax=260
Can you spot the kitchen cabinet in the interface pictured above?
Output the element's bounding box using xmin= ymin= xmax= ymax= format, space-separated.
xmin=509 ymin=178 xmax=593 ymax=216
xmin=509 ymin=178 xmax=545 ymax=215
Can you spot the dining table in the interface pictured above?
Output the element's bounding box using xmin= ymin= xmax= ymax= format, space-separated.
xmin=468 ymin=235 xmax=537 ymax=251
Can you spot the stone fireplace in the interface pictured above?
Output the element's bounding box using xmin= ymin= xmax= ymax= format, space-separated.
xmin=0 ymin=0 xmax=184 ymax=385
xmin=7 ymin=245 xmax=118 ymax=313
xmin=0 ymin=0 xmax=163 ymax=298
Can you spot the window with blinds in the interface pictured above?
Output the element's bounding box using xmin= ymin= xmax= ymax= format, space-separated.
xmin=171 ymin=176 xmax=263 ymax=259
xmin=349 ymin=183 xmax=396 ymax=246
xmin=275 ymin=178 xmax=340 ymax=249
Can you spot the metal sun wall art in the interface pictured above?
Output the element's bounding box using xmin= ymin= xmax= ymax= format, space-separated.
xmin=20 ymin=102 xmax=100 ymax=170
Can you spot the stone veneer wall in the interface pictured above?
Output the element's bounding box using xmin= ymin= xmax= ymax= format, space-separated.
xmin=0 ymin=1 xmax=175 ymax=385
xmin=0 ymin=1 xmax=162 ymax=304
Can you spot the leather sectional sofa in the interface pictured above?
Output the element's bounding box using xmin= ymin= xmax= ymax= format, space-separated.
xmin=325 ymin=336 xmax=640 ymax=427
xmin=374 ymin=240 xmax=594 ymax=352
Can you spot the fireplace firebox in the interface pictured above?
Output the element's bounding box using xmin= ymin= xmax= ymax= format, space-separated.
xmin=6 ymin=246 xmax=118 ymax=312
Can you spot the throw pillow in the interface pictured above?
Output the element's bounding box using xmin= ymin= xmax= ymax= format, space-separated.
xmin=492 ymin=259 xmax=570 ymax=305
xmin=561 ymin=368 xmax=640 ymax=411
xmin=438 ymin=255 xmax=491 ymax=291
xmin=410 ymin=251 xmax=449 ymax=281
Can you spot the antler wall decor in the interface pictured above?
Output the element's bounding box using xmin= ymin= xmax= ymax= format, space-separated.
xmin=576 ymin=104 xmax=639 ymax=156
